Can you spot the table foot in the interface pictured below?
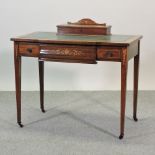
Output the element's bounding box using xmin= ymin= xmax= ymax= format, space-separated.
xmin=18 ymin=122 xmax=24 ymax=128
xmin=119 ymin=133 xmax=124 ymax=139
xmin=133 ymin=116 xmax=138 ymax=122
xmin=41 ymin=108 xmax=46 ymax=113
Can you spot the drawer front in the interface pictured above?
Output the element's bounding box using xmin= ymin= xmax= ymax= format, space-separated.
xmin=40 ymin=45 xmax=96 ymax=61
xmin=19 ymin=43 xmax=40 ymax=57
xmin=97 ymin=47 xmax=121 ymax=61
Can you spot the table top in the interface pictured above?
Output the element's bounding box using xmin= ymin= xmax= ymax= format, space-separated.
xmin=11 ymin=32 xmax=142 ymax=46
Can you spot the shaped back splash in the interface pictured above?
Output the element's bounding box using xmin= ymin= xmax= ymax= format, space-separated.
xmin=57 ymin=18 xmax=111 ymax=35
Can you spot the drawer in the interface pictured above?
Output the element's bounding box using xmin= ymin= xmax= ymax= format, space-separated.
xmin=19 ymin=43 xmax=40 ymax=57
xmin=40 ymin=45 xmax=96 ymax=61
xmin=97 ymin=47 xmax=121 ymax=61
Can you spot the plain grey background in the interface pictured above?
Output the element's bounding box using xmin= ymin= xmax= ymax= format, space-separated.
xmin=0 ymin=0 xmax=154 ymax=91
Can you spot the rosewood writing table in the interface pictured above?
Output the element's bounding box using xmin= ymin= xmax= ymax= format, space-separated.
xmin=11 ymin=31 xmax=142 ymax=139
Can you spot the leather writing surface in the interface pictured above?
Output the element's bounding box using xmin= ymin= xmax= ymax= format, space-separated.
xmin=11 ymin=32 xmax=142 ymax=46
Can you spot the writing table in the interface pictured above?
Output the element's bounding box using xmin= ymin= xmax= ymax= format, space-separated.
xmin=11 ymin=32 xmax=142 ymax=139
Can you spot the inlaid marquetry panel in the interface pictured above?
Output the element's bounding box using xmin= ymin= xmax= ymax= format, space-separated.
xmin=40 ymin=45 xmax=96 ymax=61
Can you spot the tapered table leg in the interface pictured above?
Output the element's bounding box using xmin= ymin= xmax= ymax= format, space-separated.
xmin=14 ymin=42 xmax=23 ymax=127
xmin=133 ymin=43 xmax=140 ymax=122
xmin=119 ymin=48 xmax=128 ymax=139
xmin=39 ymin=60 xmax=45 ymax=113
